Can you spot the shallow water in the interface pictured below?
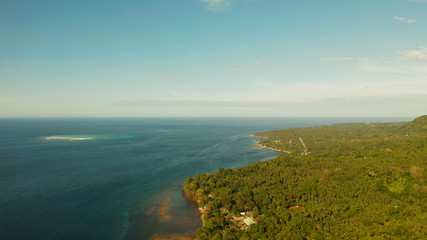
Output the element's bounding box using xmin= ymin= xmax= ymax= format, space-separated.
xmin=0 ymin=118 xmax=409 ymax=240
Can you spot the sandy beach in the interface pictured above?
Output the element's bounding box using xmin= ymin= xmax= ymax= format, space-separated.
xmin=250 ymin=134 xmax=291 ymax=154
xmin=43 ymin=136 xmax=95 ymax=141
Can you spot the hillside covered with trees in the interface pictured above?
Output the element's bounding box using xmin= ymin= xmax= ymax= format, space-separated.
xmin=184 ymin=116 xmax=427 ymax=240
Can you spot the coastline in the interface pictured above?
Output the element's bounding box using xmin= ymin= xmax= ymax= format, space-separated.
xmin=250 ymin=134 xmax=291 ymax=154
xmin=182 ymin=188 xmax=202 ymax=219
xmin=176 ymin=116 xmax=427 ymax=239
xmin=148 ymin=190 xmax=199 ymax=240
xmin=182 ymin=189 xmax=199 ymax=209
xmin=179 ymin=133 xmax=286 ymax=239
xmin=146 ymin=189 xmax=200 ymax=240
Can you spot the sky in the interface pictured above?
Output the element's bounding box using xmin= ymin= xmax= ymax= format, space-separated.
xmin=1 ymin=0 xmax=427 ymax=118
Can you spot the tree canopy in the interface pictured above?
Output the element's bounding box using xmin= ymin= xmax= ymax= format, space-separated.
xmin=184 ymin=116 xmax=427 ymax=239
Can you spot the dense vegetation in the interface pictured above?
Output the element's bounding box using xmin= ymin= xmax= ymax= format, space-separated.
xmin=184 ymin=116 xmax=427 ymax=240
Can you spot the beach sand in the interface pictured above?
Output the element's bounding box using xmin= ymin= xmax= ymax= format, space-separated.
xmin=43 ymin=136 xmax=94 ymax=141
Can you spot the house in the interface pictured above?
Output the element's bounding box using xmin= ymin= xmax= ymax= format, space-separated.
xmin=243 ymin=217 xmax=256 ymax=226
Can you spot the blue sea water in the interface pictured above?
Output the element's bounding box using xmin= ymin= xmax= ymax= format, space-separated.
xmin=0 ymin=118 xmax=410 ymax=240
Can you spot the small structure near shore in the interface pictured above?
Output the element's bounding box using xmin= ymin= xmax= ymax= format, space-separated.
xmin=243 ymin=217 xmax=256 ymax=226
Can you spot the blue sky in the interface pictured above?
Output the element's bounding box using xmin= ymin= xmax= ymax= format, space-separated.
xmin=1 ymin=0 xmax=427 ymax=117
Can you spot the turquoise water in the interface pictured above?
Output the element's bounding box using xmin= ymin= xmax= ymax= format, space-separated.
xmin=0 ymin=118 xmax=410 ymax=240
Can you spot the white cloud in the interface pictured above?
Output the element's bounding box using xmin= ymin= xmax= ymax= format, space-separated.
xmin=167 ymin=79 xmax=427 ymax=104
xmin=322 ymin=48 xmax=427 ymax=74
xmin=399 ymin=47 xmax=427 ymax=60
xmin=201 ymin=0 xmax=234 ymax=11
xmin=394 ymin=16 xmax=416 ymax=24
xmin=110 ymin=94 xmax=427 ymax=118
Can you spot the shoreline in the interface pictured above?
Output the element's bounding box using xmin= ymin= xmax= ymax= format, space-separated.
xmin=182 ymin=189 xmax=198 ymax=207
xmin=182 ymin=187 xmax=207 ymax=226
xmin=250 ymin=134 xmax=291 ymax=154
xmin=179 ymin=133 xmax=287 ymax=239
xmin=147 ymin=190 xmax=199 ymax=240
xmin=181 ymin=188 xmax=202 ymax=218
xmin=146 ymin=189 xmax=200 ymax=240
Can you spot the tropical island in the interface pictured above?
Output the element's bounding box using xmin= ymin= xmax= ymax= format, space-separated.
xmin=43 ymin=135 xmax=96 ymax=141
xmin=42 ymin=134 xmax=134 ymax=141
xmin=183 ymin=116 xmax=427 ymax=239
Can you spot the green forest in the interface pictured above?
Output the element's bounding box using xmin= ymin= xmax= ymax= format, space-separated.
xmin=184 ymin=116 xmax=427 ymax=240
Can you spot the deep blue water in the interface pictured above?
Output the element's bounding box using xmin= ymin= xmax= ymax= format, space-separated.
xmin=0 ymin=118 xmax=411 ymax=240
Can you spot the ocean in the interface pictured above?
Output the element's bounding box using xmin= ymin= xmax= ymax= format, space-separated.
xmin=0 ymin=117 xmax=410 ymax=240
